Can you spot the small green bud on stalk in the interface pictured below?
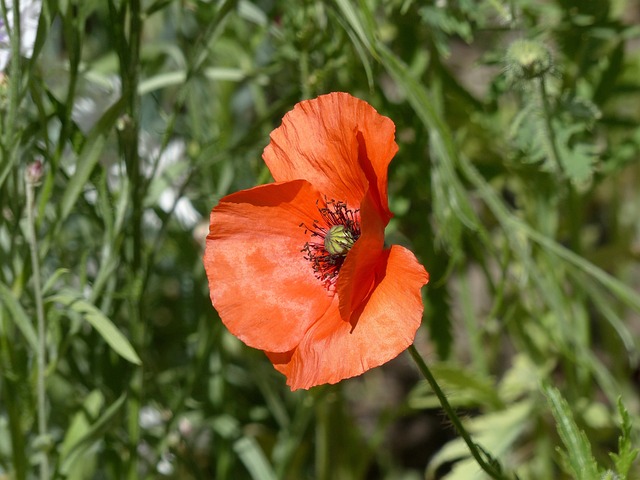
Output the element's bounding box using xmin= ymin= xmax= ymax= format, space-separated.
xmin=25 ymin=160 xmax=43 ymax=186
xmin=506 ymin=39 xmax=552 ymax=81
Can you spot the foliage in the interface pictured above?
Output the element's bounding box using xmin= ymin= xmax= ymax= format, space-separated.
xmin=1 ymin=0 xmax=639 ymax=478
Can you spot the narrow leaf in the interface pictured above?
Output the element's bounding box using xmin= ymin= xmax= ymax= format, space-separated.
xmin=212 ymin=415 xmax=277 ymax=480
xmin=0 ymin=282 xmax=38 ymax=350
xmin=59 ymin=392 xmax=127 ymax=474
xmin=57 ymin=97 xmax=124 ymax=228
xmin=47 ymin=290 xmax=141 ymax=365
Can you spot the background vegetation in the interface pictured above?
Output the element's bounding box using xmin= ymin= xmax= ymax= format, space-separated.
xmin=1 ymin=0 xmax=639 ymax=478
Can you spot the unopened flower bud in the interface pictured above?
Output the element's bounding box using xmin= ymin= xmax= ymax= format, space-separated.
xmin=506 ymin=39 xmax=552 ymax=81
xmin=25 ymin=160 xmax=43 ymax=185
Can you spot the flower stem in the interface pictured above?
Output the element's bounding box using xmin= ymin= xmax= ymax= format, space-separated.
xmin=25 ymin=172 xmax=49 ymax=480
xmin=407 ymin=344 xmax=511 ymax=480
xmin=538 ymin=76 xmax=563 ymax=175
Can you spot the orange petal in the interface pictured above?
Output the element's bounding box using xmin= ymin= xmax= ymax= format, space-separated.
xmin=203 ymin=180 xmax=333 ymax=352
xmin=263 ymin=92 xmax=397 ymax=216
xmin=336 ymin=190 xmax=385 ymax=322
xmin=271 ymin=245 xmax=429 ymax=390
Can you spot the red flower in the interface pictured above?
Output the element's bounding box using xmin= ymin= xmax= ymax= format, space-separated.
xmin=203 ymin=92 xmax=429 ymax=390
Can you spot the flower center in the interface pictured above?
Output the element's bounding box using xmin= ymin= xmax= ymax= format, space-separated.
xmin=324 ymin=225 xmax=356 ymax=255
xmin=300 ymin=199 xmax=361 ymax=289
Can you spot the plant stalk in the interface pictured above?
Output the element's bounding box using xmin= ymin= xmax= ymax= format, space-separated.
xmin=25 ymin=171 xmax=49 ymax=480
xmin=407 ymin=344 xmax=511 ymax=480
xmin=538 ymin=76 xmax=563 ymax=175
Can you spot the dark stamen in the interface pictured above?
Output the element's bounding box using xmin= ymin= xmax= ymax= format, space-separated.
xmin=300 ymin=199 xmax=361 ymax=289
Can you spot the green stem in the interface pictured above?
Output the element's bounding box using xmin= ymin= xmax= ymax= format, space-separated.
xmin=299 ymin=49 xmax=311 ymax=100
xmin=26 ymin=175 xmax=49 ymax=480
xmin=0 ymin=0 xmax=24 ymax=190
xmin=315 ymin=394 xmax=330 ymax=480
xmin=1 ymin=0 xmax=21 ymax=138
xmin=108 ymin=0 xmax=144 ymax=476
xmin=0 ymin=327 xmax=28 ymax=479
xmin=407 ymin=345 xmax=511 ymax=480
xmin=538 ymin=76 xmax=563 ymax=175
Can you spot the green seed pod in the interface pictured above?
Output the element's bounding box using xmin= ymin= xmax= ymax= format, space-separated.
xmin=324 ymin=225 xmax=355 ymax=256
xmin=506 ymin=39 xmax=552 ymax=81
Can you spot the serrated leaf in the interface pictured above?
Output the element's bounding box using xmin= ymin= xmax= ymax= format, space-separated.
xmin=543 ymin=384 xmax=600 ymax=480
xmin=555 ymin=122 xmax=598 ymax=186
xmin=609 ymin=398 xmax=639 ymax=478
xmin=47 ymin=290 xmax=141 ymax=365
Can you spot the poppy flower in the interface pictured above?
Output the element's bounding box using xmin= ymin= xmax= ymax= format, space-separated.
xmin=203 ymin=92 xmax=429 ymax=390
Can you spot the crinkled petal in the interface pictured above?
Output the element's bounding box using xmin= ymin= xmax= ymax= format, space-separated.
xmin=336 ymin=190 xmax=385 ymax=322
xmin=203 ymin=180 xmax=333 ymax=352
xmin=263 ymin=92 xmax=397 ymax=218
xmin=267 ymin=245 xmax=429 ymax=390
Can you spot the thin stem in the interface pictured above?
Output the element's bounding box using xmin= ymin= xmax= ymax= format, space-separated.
xmin=1 ymin=0 xmax=21 ymax=139
xmin=107 ymin=0 xmax=144 ymax=476
xmin=25 ymin=172 xmax=49 ymax=480
xmin=0 ymin=0 xmax=24 ymax=190
xmin=315 ymin=394 xmax=330 ymax=480
xmin=299 ymin=49 xmax=311 ymax=100
xmin=407 ymin=344 xmax=511 ymax=480
xmin=538 ymin=76 xmax=563 ymax=175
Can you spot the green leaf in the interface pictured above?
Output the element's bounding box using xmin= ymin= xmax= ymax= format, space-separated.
xmin=543 ymin=384 xmax=600 ymax=480
xmin=609 ymin=398 xmax=639 ymax=479
xmin=41 ymin=268 xmax=70 ymax=296
xmin=138 ymin=67 xmax=252 ymax=95
xmin=59 ymin=390 xmax=104 ymax=460
xmin=409 ymin=363 xmax=504 ymax=411
xmin=47 ymin=290 xmax=141 ymax=365
xmin=458 ymin=154 xmax=640 ymax=318
xmin=56 ymin=97 xmax=124 ymax=229
xmin=59 ymin=392 xmax=127 ymax=475
xmin=0 ymin=282 xmax=38 ymax=351
xmin=333 ymin=0 xmax=373 ymax=53
xmin=554 ymin=122 xmax=598 ymax=187
xmin=212 ymin=415 xmax=278 ymax=480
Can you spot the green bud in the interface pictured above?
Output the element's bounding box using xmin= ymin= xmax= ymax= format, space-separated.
xmin=506 ymin=39 xmax=552 ymax=81
xmin=187 ymin=140 xmax=201 ymax=158
xmin=116 ymin=114 xmax=132 ymax=131
xmin=324 ymin=225 xmax=355 ymax=256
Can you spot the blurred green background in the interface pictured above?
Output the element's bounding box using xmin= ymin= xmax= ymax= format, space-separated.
xmin=1 ymin=0 xmax=640 ymax=478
